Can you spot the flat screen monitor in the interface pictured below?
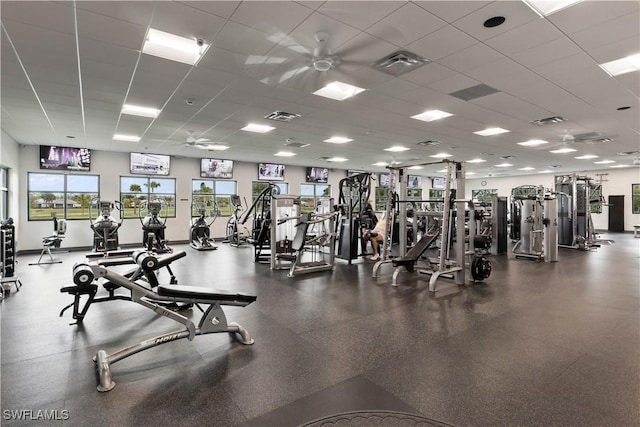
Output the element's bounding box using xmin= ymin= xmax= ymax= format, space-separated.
xmin=432 ymin=176 xmax=445 ymax=189
xmin=258 ymin=163 xmax=285 ymax=181
xmin=39 ymin=145 xmax=91 ymax=172
xmin=130 ymin=152 xmax=170 ymax=176
xmin=408 ymin=175 xmax=421 ymax=188
xmin=306 ymin=167 xmax=328 ymax=183
xmin=379 ymin=173 xmax=390 ymax=187
xmin=201 ymin=158 xmax=233 ymax=179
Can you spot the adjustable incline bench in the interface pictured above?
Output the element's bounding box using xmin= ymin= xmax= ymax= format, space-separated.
xmin=70 ymin=249 xmax=256 ymax=392
xmin=391 ymin=227 xmax=440 ymax=286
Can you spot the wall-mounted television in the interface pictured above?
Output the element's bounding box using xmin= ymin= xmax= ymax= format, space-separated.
xmin=408 ymin=175 xmax=421 ymax=188
xmin=130 ymin=152 xmax=170 ymax=176
xmin=379 ymin=173 xmax=390 ymax=187
xmin=432 ymin=176 xmax=445 ymax=189
xmin=306 ymin=167 xmax=328 ymax=183
xmin=39 ymin=145 xmax=91 ymax=172
xmin=258 ymin=163 xmax=285 ymax=181
xmin=201 ymin=158 xmax=233 ymax=179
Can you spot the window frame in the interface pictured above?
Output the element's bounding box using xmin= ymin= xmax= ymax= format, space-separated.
xmin=300 ymin=183 xmax=331 ymax=212
xmin=119 ymin=176 xmax=177 ymax=219
xmin=192 ymin=179 xmax=238 ymax=217
xmin=27 ymin=172 xmax=100 ymax=221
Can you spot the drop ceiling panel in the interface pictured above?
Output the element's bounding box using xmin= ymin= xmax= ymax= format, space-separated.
xmin=149 ymin=2 xmax=227 ymax=42
xmin=568 ymin=11 xmax=640 ymax=52
xmin=284 ymin=11 xmax=362 ymax=53
xmin=510 ymin=37 xmax=583 ymax=68
xmin=198 ymin=47 xmax=251 ymax=75
xmin=77 ymin=9 xmax=146 ymax=51
xmin=229 ymin=1 xmax=313 ymax=35
xmin=394 ymin=86 xmax=451 ymax=108
xmin=368 ymin=78 xmax=421 ymax=98
xmin=179 ymin=1 xmax=241 ymax=19
xmin=615 ymin=73 xmax=640 ymax=98
xmin=405 ymin=24 xmax=478 ymax=61
xmin=212 ymin=21 xmax=279 ymax=56
xmin=424 ymin=73 xmax=480 ymax=95
xmin=533 ymin=53 xmax=607 ymax=87
xmin=470 ymin=92 xmax=551 ymax=123
xmin=561 ymin=78 xmax=640 ymax=111
xmin=413 ymin=1 xmax=491 ymax=23
xmin=317 ymin=1 xmax=403 ymax=31
xmin=586 ymin=36 xmax=640 ymax=64
xmin=485 ymin=18 xmax=564 ymax=56
xmin=438 ymin=43 xmax=505 ymax=74
xmin=365 ymin=2 xmax=446 ymax=47
xmin=450 ymin=1 xmax=539 ymax=41
xmin=400 ymin=62 xmax=461 ymax=87
xmin=0 ymin=1 xmax=74 ymax=35
xmin=547 ymin=0 xmax=639 ymax=35
xmin=75 ymin=1 xmax=157 ymax=27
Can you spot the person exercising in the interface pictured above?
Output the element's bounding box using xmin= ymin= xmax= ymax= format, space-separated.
xmin=363 ymin=211 xmax=386 ymax=261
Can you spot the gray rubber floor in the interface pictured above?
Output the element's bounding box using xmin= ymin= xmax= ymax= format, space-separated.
xmin=1 ymin=232 xmax=638 ymax=426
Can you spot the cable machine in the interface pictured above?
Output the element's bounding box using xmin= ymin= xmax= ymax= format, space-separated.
xmin=241 ymin=183 xmax=280 ymax=263
xmin=510 ymin=185 xmax=558 ymax=262
xmin=336 ymin=172 xmax=372 ymax=263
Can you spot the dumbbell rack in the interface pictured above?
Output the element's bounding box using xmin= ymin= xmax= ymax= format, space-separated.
xmin=1 ymin=221 xmax=22 ymax=299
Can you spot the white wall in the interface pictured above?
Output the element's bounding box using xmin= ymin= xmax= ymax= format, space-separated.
xmin=0 ymin=130 xmax=21 ymax=228
xmin=466 ymin=168 xmax=640 ymax=231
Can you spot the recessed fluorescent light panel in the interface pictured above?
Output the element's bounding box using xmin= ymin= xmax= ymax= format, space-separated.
xmin=594 ymin=160 xmax=615 ymax=164
xmin=517 ymin=139 xmax=549 ymax=147
xmin=327 ymin=157 xmax=348 ymax=162
xmin=474 ymin=127 xmax=510 ymax=136
xmin=522 ymin=0 xmax=582 ymax=16
xmin=202 ymin=144 xmax=229 ymax=151
xmin=518 ymin=167 xmax=535 ymax=171
xmin=372 ymin=162 xmax=389 ymax=167
xmin=142 ymin=28 xmax=209 ymax=65
xmin=430 ymin=153 xmax=452 ymax=158
xmin=575 ymin=155 xmax=599 ymax=159
xmin=538 ymin=170 xmax=553 ymax=173
xmin=550 ymin=148 xmax=577 ymax=153
xmin=274 ymin=151 xmax=295 ymax=157
xmin=609 ymin=164 xmax=627 ymax=168
xmin=113 ymin=134 xmax=140 ymax=142
xmin=599 ymin=53 xmax=640 ymax=76
xmin=324 ymin=136 xmax=353 ymax=144
xmin=495 ymin=163 xmax=513 ymax=167
xmin=121 ymin=104 xmax=161 ymax=118
xmin=312 ymin=81 xmax=365 ymax=101
xmin=384 ymin=146 xmax=410 ymax=152
xmin=241 ymin=123 xmax=275 ymax=133
xmin=466 ymin=171 xmax=475 ymax=175
xmin=408 ymin=165 xmax=423 ymax=170
xmin=467 ymin=158 xmax=486 ymax=163
xmin=411 ymin=109 xmax=453 ymax=122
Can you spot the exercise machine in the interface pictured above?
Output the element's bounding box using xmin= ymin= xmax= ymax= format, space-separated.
xmin=68 ymin=250 xmax=256 ymax=391
xmin=241 ymin=183 xmax=280 ymax=262
xmin=90 ymin=200 xmax=122 ymax=252
xmin=139 ymin=200 xmax=171 ymax=253
xmin=189 ymin=201 xmax=218 ymax=250
xmin=471 ymin=196 xmax=508 ymax=256
xmin=273 ymin=197 xmax=338 ymax=277
xmin=336 ymin=172 xmax=373 ymax=263
xmin=224 ymin=195 xmax=249 ymax=246
xmin=29 ymin=215 xmax=67 ymax=265
xmin=511 ymin=185 xmax=558 ymax=262
xmin=1 ymin=218 xmax=22 ymax=298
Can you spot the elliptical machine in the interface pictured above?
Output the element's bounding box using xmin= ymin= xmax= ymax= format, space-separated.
xmin=90 ymin=200 xmax=122 ymax=252
xmin=139 ymin=200 xmax=171 ymax=254
xmin=189 ymin=201 xmax=218 ymax=250
xmin=224 ymin=194 xmax=248 ymax=246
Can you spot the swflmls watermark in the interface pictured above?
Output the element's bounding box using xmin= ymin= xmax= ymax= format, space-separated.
xmin=3 ymin=409 xmax=70 ymax=421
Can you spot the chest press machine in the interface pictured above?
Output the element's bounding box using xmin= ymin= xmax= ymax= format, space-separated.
xmin=69 ymin=249 xmax=256 ymax=392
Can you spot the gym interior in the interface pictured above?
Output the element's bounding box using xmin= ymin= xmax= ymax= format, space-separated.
xmin=1 ymin=1 xmax=639 ymax=426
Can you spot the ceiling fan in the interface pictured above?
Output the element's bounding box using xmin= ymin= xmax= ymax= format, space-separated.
xmin=537 ymin=129 xmax=617 ymax=149
xmin=160 ymin=131 xmax=229 ymax=151
xmin=240 ymin=32 xmax=372 ymax=92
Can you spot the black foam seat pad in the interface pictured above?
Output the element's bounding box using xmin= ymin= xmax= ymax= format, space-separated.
xmin=157 ymin=284 xmax=256 ymax=304
xmin=392 ymin=232 xmax=439 ymax=267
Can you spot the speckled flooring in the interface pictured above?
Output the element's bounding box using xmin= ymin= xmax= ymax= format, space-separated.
xmin=1 ymin=232 xmax=638 ymax=426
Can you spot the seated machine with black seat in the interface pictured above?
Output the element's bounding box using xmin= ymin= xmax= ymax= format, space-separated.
xmin=30 ymin=215 xmax=67 ymax=265
xmin=69 ymin=249 xmax=256 ymax=392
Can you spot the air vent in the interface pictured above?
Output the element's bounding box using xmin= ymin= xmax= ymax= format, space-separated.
xmin=284 ymin=141 xmax=310 ymax=148
xmin=499 ymin=155 xmax=515 ymax=160
xmin=619 ymin=151 xmax=640 ymax=156
xmin=264 ymin=111 xmax=301 ymax=122
xmin=372 ymin=50 xmax=430 ymax=76
xmin=529 ymin=116 xmax=567 ymax=126
xmin=416 ymin=140 xmax=442 ymax=147
xmin=449 ymin=84 xmax=500 ymax=101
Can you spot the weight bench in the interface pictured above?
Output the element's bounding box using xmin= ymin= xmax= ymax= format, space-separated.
xmin=391 ymin=228 xmax=440 ymax=286
xmin=30 ymin=217 xmax=67 ymax=266
xmin=60 ymin=250 xmax=186 ymax=324
xmin=71 ymin=250 xmax=256 ymax=392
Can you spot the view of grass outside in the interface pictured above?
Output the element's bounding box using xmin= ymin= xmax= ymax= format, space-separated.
xmin=192 ymin=179 xmax=237 ymax=217
xmin=120 ymin=176 xmax=176 ymax=219
xmin=28 ymin=173 xmax=99 ymax=220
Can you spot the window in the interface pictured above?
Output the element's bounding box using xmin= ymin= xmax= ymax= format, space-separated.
xmin=28 ymin=172 xmax=99 ymax=220
xmin=252 ymin=181 xmax=288 ymax=200
xmin=472 ymin=189 xmax=498 ymax=206
xmin=300 ymin=184 xmax=331 ymax=212
xmin=428 ymin=189 xmax=444 ymax=211
xmin=0 ymin=168 xmax=7 ymax=220
xmin=120 ymin=176 xmax=176 ymax=219
xmin=590 ymin=184 xmax=603 ymax=214
xmin=633 ymin=184 xmax=640 ymax=214
xmin=192 ymin=179 xmax=237 ymax=216
xmin=406 ymin=188 xmax=422 ymax=205
xmin=375 ymin=187 xmax=390 ymax=211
